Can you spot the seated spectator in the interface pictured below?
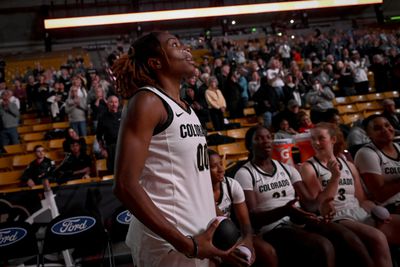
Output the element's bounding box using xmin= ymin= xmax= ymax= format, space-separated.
xmin=56 ymin=140 xmax=92 ymax=182
xmin=274 ymin=118 xmax=298 ymax=140
xmin=382 ymin=99 xmax=400 ymax=135
xmin=297 ymin=112 xmax=314 ymax=133
xmin=20 ymin=145 xmax=56 ymax=188
xmin=63 ymin=127 xmax=87 ymax=154
xmin=272 ymin=99 xmax=301 ymax=131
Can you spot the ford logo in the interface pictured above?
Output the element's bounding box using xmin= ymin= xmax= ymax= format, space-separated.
xmin=51 ymin=216 xmax=96 ymax=235
xmin=116 ymin=210 xmax=133 ymax=225
xmin=0 ymin=227 xmax=27 ymax=247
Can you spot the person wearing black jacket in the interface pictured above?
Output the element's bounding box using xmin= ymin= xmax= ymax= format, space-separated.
xmin=96 ymin=95 xmax=122 ymax=172
xmin=20 ymin=145 xmax=55 ymax=187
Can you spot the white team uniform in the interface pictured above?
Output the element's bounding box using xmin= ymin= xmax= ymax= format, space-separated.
xmin=216 ymin=177 xmax=245 ymax=217
xmin=307 ymin=157 xmax=369 ymax=222
xmin=234 ymin=160 xmax=301 ymax=233
xmin=355 ymin=142 xmax=400 ymax=205
xmin=125 ymin=87 xmax=216 ymax=267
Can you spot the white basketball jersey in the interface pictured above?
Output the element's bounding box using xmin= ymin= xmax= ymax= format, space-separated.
xmin=235 ymin=160 xmax=301 ymax=233
xmin=307 ymin=157 xmax=363 ymax=220
xmin=216 ymin=177 xmax=245 ymax=218
xmin=130 ymin=86 xmax=215 ymax=237
xmin=360 ymin=142 xmax=400 ymax=205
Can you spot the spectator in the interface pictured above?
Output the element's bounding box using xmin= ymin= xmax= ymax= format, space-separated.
xmin=370 ymin=54 xmax=391 ymax=92
xmin=20 ymin=145 xmax=55 ymax=187
xmin=382 ymin=99 xmax=400 ymax=135
xmin=0 ymin=90 xmax=20 ymax=146
xmin=306 ymin=78 xmax=335 ymax=111
xmin=184 ymin=87 xmax=209 ymax=129
xmin=335 ymin=61 xmax=356 ymax=96
xmin=56 ymin=139 xmax=92 ymax=182
xmin=65 ymin=86 xmax=88 ymax=136
xmin=13 ymin=80 xmax=27 ymax=113
xmin=205 ymin=76 xmax=226 ymax=131
xmin=47 ymin=82 xmax=68 ymax=122
xmin=248 ymin=71 xmax=261 ymax=99
xmin=91 ymin=86 xmax=108 ymax=132
xmin=225 ymin=68 xmax=244 ymax=118
xmin=298 ymin=112 xmax=314 ymax=133
xmin=349 ymin=50 xmax=369 ymax=95
xmin=274 ymin=118 xmax=298 ymax=139
xmin=96 ymin=95 xmax=122 ymax=172
xmin=63 ymin=127 xmax=87 ymax=154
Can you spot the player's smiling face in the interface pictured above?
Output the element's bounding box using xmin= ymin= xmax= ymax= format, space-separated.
xmin=209 ymin=154 xmax=225 ymax=184
xmin=311 ymin=127 xmax=335 ymax=153
xmin=156 ymin=32 xmax=195 ymax=78
xmin=367 ymin=117 xmax=395 ymax=143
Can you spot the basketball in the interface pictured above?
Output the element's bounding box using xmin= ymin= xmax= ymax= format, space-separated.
xmin=236 ymin=245 xmax=251 ymax=263
xmin=211 ymin=216 xmax=240 ymax=251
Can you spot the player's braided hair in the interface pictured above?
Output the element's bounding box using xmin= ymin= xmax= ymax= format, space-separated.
xmin=111 ymin=32 xmax=167 ymax=99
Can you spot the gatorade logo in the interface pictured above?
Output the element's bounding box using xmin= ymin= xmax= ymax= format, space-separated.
xmin=51 ymin=216 xmax=96 ymax=235
xmin=116 ymin=210 xmax=133 ymax=225
xmin=280 ymin=148 xmax=290 ymax=159
xmin=0 ymin=227 xmax=27 ymax=247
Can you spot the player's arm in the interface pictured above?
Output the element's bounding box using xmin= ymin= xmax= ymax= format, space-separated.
xmin=114 ymin=91 xmax=222 ymax=259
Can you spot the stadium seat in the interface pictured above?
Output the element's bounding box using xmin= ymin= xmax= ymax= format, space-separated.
xmin=12 ymin=154 xmax=36 ymax=169
xmin=349 ymin=95 xmax=368 ymax=103
xmin=383 ymin=91 xmax=399 ymax=99
xmin=333 ymin=96 xmax=350 ymax=106
xmin=342 ymin=113 xmax=363 ymax=126
xmin=0 ymin=156 xmax=13 ymax=172
xmin=226 ymin=127 xmax=250 ymax=140
xmin=17 ymin=125 xmax=33 ymax=134
xmin=243 ymin=107 xmax=256 ymax=116
xmin=25 ymin=141 xmax=49 ymax=152
xmin=95 ymin=159 xmax=109 ymax=177
xmin=0 ymin=170 xmax=23 ymax=189
xmin=32 ymin=123 xmax=53 ymax=132
xmin=355 ymin=101 xmax=381 ymax=112
xmin=367 ymin=93 xmax=385 ymax=101
xmin=22 ymin=132 xmax=45 ymax=142
xmin=3 ymin=144 xmax=26 ymax=155
xmin=337 ymin=104 xmax=358 ymax=115
xmin=49 ymin=138 xmax=65 ymax=150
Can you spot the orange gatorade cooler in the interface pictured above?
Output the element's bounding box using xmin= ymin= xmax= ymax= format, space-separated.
xmin=294 ymin=133 xmax=315 ymax=162
xmin=272 ymin=138 xmax=294 ymax=165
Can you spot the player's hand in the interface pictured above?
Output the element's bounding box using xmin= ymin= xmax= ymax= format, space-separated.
xmin=327 ymin=159 xmax=340 ymax=179
xmin=286 ymin=198 xmax=321 ymax=224
xmin=194 ymin=218 xmax=227 ymax=260
xmin=319 ymin=197 xmax=335 ymax=222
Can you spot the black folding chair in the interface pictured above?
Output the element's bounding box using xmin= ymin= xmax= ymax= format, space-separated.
xmin=0 ymin=221 xmax=39 ymax=266
xmin=41 ymin=209 xmax=112 ymax=266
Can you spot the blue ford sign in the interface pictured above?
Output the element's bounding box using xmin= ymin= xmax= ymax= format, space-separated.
xmin=0 ymin=227 xmax=27 ymax=247
xmin=116 ymin=210 xmax=133 ymax=225
xmin=51 ymin=216 xmax=96 ymax=235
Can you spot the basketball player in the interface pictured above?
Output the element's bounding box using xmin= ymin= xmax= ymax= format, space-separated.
xmin=355 ymin=114 xmax=400 ymax=213
xmin=112 ymin=32 xmax=239 ymax=267
xmin=300 ymin=122 xmax=396 ymax=267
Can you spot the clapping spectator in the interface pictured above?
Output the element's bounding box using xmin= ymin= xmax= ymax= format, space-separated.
xmin=0 ymin=90 xmax=20 ymax=146
xmin=65 ymin=86 xmax=88 ymax=136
